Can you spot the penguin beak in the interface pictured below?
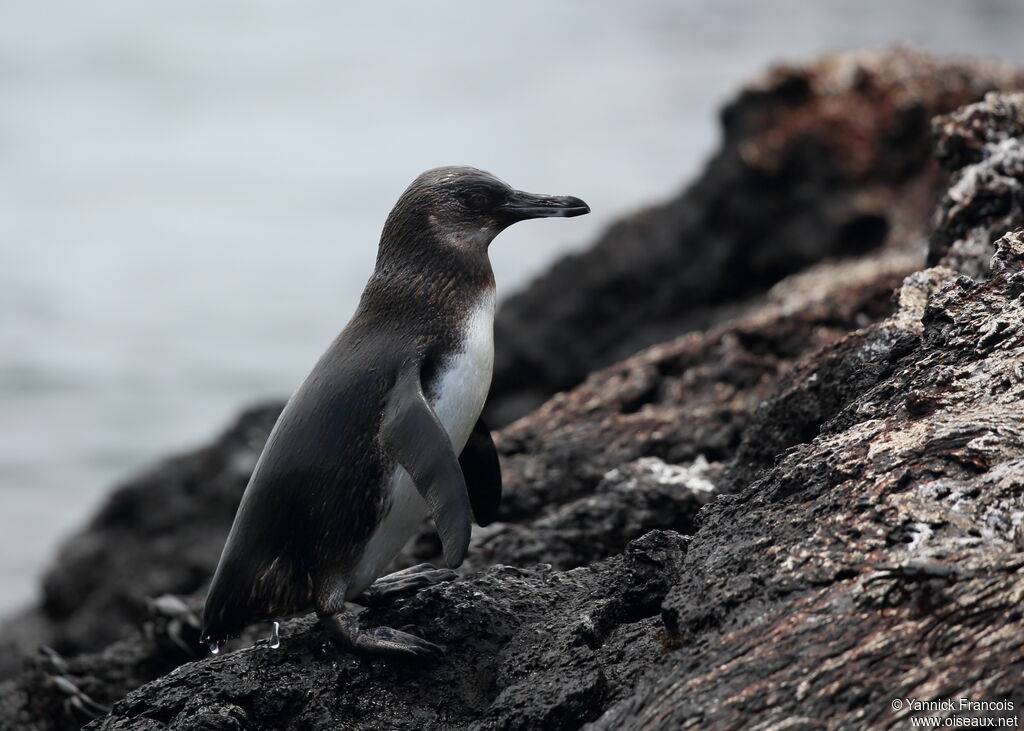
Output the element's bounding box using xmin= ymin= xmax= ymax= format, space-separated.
xmin=501 ymin=190 xmax=591 ymax=221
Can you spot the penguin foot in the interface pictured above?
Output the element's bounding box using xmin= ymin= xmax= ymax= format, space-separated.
xmin=359 ymin=563 xmax=457 ymax=606
xmin=319 ymin=612 xmax=442 ymax=660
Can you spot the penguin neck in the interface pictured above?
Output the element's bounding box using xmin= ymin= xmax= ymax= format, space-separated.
xmin=360 ymin=228 xmax=496 ymax=333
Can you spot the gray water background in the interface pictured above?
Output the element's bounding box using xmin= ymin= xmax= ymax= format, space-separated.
xmin=3 ymin=0 xmax=1024 ymax=612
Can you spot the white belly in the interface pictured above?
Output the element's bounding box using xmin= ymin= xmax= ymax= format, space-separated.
xmin=347 ymin=291 xmax=495 ymax=597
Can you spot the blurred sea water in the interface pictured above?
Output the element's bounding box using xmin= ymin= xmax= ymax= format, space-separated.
xmin=2 ymin=0 xmax=1024 ymax=612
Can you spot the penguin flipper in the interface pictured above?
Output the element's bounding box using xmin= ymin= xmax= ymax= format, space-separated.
xmin=459 ymin=418 xmax=502 ymax=526
xmin=380 ymin=366 xmax=472 ymax=569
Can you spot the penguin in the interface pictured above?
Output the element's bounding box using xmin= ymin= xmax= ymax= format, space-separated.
xmin=201 ymin=166 xmax=589 ymax=658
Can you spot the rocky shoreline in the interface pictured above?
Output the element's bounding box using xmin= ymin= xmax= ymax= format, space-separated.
xmin=3 ymin=48 xmax=1024 ymax=730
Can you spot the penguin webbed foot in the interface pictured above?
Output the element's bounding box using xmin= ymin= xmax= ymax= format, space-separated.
xmin=319 ymin=611 xmax=443 ymax=660
xmin=357 ymin=563 xmax=457 ymax=607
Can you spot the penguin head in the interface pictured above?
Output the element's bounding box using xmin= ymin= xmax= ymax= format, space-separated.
xmin=386 ymin=166 xmax=589 ymax=251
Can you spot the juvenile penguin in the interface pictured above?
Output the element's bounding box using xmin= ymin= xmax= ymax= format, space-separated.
xmin=201 ymin=166 xmax=589 ymax=657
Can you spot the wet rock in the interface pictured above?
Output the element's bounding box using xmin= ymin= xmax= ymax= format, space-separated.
xmin=81 ymin=531 xmax=688 ymax=731
xmin=488 ymin=48 xmax=1024 ymax=425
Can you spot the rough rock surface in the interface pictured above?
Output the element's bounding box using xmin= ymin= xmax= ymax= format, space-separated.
xmin=487 ymin=48 xmax=1024 ymax=424
xmin=3 ymin=66 xmax=1024 ymax=731
xmin=929 ymin=92 xmax=1024 ymax=278
xmin=597 ymin=224 xmax=1024 ymax=730
xmin=84 ymin=532 xmax=689 ymax=731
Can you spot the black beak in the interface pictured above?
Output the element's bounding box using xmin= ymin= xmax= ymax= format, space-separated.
xmin=500 ymin=190 xmax=590 ymax=222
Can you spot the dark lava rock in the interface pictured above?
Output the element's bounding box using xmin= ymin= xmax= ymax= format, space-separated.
xmin=59 ymin=531 xmax=685 ymax=731
xmin=463 ymin=456 xmax=715 ymax=572
xmin=487 ymin=48 xmax=1024 ymax=425
xmin=597 ymin=226 xmax=1024 ymax=730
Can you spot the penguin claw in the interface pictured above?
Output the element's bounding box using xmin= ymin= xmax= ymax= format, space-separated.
xmin=361 ymin=627 xmax=444 ymax=660
xmin=319 ymin=612 xmax=443 ymax=661
xmin=385 ymin=563 xmax=443 ymax=578
xmin=359 ymin=566 xmax=457 ymax=606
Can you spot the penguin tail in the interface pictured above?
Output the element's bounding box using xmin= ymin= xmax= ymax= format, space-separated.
xmin=201 ymin=553 xmax=312 ymax=649
xmin=200 ymin=571 xmax=248 ymax=648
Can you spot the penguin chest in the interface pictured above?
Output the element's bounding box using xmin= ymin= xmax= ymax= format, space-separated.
xmin=347 ymin=292 xmax=495 ymax=597
xmin=428 ymin=290 xmax=496 ymax=448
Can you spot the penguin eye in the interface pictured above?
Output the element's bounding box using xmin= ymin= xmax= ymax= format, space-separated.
xmin=460 ymin=191 xmax=492 ymax=211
